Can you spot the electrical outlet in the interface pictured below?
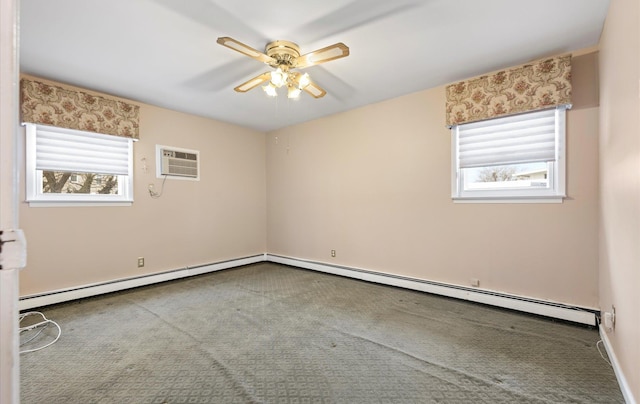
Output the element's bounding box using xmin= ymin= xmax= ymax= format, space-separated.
xmin=331 ymin=250 xmax=336 ymax=257
xmin=603 ymin=305 xmax=616 ymax=332
xmin=137 ymin=257 xmax=145 ymax=268
xmin=470 ymin=278 xmax=480 ymax=287
xmin=610 ymin=306 xmax=616 ymax=329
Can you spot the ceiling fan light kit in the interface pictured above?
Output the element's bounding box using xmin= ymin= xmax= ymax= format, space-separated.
xmin=217 ymin=37 xmax=349 ymax=99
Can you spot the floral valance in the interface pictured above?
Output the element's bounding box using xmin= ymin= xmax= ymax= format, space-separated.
xmin=445 ymin=55 xmax=572 ymax=127
xmin=21 ymin=78 xmax=140 ymax=139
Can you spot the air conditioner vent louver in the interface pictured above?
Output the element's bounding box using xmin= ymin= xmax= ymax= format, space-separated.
xmin=159 ymin=147 xmax=199 ymax=179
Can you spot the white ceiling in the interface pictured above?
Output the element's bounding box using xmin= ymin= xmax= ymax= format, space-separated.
xmin=20 ymin=0 xmax=609 ymax=132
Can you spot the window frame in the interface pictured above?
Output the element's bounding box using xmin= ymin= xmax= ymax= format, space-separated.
xmin=451 ymin=107 xmax=567 ymax=203
xmin=24 ymin=123 xmax=134 ymax=207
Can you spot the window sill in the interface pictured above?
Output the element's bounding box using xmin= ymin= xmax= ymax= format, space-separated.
xmin=452 ymin=196 xmax=565 ymax=204
xmin=27 ymin=200 xmax=133 ymax=208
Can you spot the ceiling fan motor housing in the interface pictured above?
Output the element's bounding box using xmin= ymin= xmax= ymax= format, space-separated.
xmin=266 ymin=40 xmax=301 ymax=69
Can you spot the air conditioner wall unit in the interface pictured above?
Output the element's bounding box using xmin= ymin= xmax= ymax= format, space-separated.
xmin=156 ymin=145 xmax=200 ymax=180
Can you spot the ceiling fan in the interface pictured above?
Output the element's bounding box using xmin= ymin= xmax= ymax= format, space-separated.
xmin=217 ymin=37 xmax=349 ymax=99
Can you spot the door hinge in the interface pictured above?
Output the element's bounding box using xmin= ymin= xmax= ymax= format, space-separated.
xmin=0 ymin=229 xmax=27 ymax=270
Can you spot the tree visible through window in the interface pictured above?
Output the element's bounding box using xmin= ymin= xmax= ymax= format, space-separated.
xmin=42 ymin=172 xmax=118 ymax=194
xmin=476 ymin=166 xmax=517 ymax=183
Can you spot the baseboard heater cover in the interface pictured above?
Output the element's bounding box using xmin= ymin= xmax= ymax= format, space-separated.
xmin=20 ymin=253 xmax=597 ymax=326
xmin=266 ymin=254 xmax=597 ymax=326
xmin=18 ymin=254 xmax=266 ymax=311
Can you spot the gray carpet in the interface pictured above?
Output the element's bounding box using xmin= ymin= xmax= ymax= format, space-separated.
xmin=20 ymin=263 xmax=623 ymax=403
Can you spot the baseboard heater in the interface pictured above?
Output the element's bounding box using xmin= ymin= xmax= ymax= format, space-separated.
xmin=20 ymin=253 xmax=597 ymax=326
xmin=18 ymin=255 xmax=266 ymax=311
xmin=267 ymin=254 xmax=598 ymax=326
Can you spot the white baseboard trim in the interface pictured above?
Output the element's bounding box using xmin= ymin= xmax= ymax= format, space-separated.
xmin=267 ymin=254 xmax=597 ymax=326
xmin=599 ymin=325 xmax=636 ymax=404
xmin=18 ymin=254 xmax=266 ymax=311
xmin=20 ymin=252 xmax=598 ymax=327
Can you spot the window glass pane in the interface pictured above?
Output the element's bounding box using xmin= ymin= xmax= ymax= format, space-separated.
xmin=41 ymin=171 xmax=119 ymax=195
xmin=462 ymin=162 xmax=549 ymax=191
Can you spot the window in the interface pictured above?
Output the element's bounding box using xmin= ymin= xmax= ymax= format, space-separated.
xmin=451 ymin=107 xmax=566 ymax=202
xmin=25 ymin=123 xmax=134 ymax=206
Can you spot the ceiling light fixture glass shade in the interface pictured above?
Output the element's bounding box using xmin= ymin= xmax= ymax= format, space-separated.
xmin=270 ymin=67 xmax=288 ymax=88
xmin=263 ymin=68 xmax=313 ymax=98
xmin=298 ymin=73 xmax=311 ymax=89
xmin=262 ymin=83 xmax=277 ymax=97
xmin=287 ymin=86 xmax=302 ymax=99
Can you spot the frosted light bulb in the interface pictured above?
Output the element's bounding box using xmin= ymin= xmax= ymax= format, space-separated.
xmin=298 ymin=73 xmax=311 ymax=89
xmin=262 ymin=83 xmax=277 ymax=97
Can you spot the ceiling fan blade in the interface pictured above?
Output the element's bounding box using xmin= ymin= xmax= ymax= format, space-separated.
xmin=234 ymin=72 xmax=271 ymax=93
xmin=152 ymin=0 xmax=266 ymax=41
xmin=217 ymin=37 xmax=275 ymax=65
xmin=184 ymin=60 xmax=265 ymax=92
xmin=295 ymin=43 xmax=349 ymax=69
xmin=303 ymin=66 xmax=357 ymax=100
xmin=303 ymin=81 xmax=327 ymax=99
xmin=290 ymin=0 xmax=420 ymax=44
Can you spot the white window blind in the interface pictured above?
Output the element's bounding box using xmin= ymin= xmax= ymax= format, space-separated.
xmin=34 ymin=124 xmax=131 ymax=176
xmin=457 ymin=108 xmax=560 ymax=169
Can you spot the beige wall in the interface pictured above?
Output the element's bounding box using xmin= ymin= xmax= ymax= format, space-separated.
xmin=19 ymin=77 xmax=267 ymax=296
xmin=599 ymin=0 xmax=640 ymax=399
xmin=267 ymin=54 xmax=600 ymax=309
xmin=20 ymin=54 xmax=604 ymax=311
